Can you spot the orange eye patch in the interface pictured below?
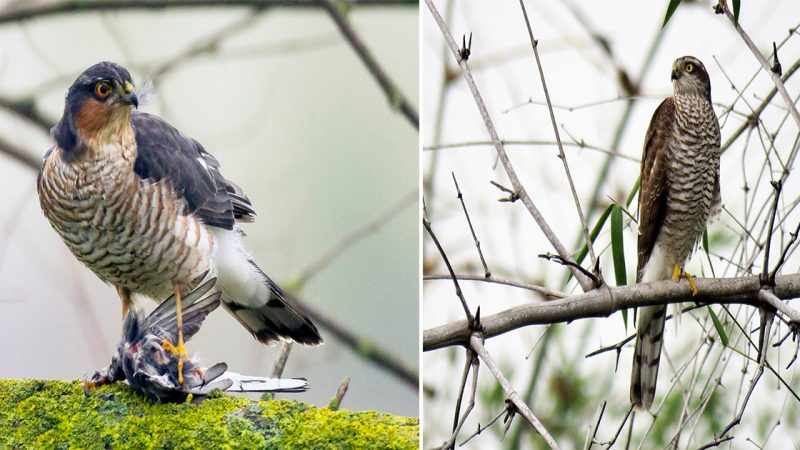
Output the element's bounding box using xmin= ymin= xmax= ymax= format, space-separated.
xmin=94 ymin=81 xmax=113 ymax=98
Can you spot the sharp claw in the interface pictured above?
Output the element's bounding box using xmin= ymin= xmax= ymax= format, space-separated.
xmin=685 ymin=272 xmax=698 ymax=296
xmin=162 ymin=339 xmax=188 ymax=385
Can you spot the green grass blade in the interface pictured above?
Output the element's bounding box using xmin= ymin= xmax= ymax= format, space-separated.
xmin=707 ymin=306 xmax=729 ymax=347
xmin=732 ymin=0 xmax=740 ymax=25
xmin=663 ymin=0 xmax=682 ymax=27
xmin=610 ymin=205 xmax=627 ymax=287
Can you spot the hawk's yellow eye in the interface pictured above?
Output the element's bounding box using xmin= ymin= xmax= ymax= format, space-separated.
xmin=685 ymin=63 xmax=694 ymax=73
xmin=94 ymin=81 xmax=113 ymax=99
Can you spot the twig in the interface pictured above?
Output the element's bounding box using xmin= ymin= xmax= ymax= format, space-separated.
xmin=458 ymin=405 xmax=510 ymax=446
xmin=423 ymin=216 xmax=474 ymax=325
xmin=270 ymin=341 xmax=293 ymax=378
xmin=470 ymin=332 xmax=560 ymax=449
xmin=0 ymin=135 xmax=40 ymax=170
xmin=585 ymin=401 xmax=606 ymax=450
xmin=424 ymin=0 xmax=593 ymax=292
xmin=699 ymin=365 xmax=764 ymax=448
xmin=539 ymin=253 xmax=600 ymax=287
xmin=327 ymin=376 xmax=350 ymax=411
xmin=452 ymin=173 xmax=490 ymax=278
xmin=424 ymin=273 xmax=565 ymax=298
xmin=516 ymin=0 xmax=600 ymax=280
xmin=423 ymin=139 xmax=640 ymax=163
xmin=441 ymin=351 xmax=478 ymax=450
xmin=321 ymin=0 xmax=418 ymax=129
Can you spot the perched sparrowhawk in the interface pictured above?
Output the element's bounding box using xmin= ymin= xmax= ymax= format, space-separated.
xmin=630 ymin=56 xmax=720 ymax=410
xmin=38 ymin=62 xmax=322 ymax=381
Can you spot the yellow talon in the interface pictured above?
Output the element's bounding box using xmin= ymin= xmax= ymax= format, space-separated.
xmin=162 ymin=339 xmax=187 ymax=385
xmin=672 ymin=262 xmax=697 ymax=296
xmin=684 ymin=272 xmax=698 ymax=296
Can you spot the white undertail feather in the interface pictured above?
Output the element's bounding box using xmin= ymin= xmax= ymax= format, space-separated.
xmin=211 ymin=228 xmax=265 ymax=309
xmin=210 ymin=228 xmax=317 ymax=344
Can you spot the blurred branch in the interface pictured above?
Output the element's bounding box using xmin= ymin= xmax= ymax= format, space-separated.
xmin=321 ymin=0 xmax=418 ymax=129
xmin=0 ymin=134 xmax=40 ymax=169
xmin=290 ymin=291 xmax=420 ymax=391
xmin=0 ymin=0 xmax=416 ymax=25
xmin=296 ymin=190 xmax=416 ymax=285
xmin=424 ymin=274 xmax=800 ymax=351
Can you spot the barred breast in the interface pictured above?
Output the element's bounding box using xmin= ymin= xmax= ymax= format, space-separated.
xmin=658 ymin=94 xmax=721 ymax=264
xmin=37 ymin=144 xmax=214 ymax=301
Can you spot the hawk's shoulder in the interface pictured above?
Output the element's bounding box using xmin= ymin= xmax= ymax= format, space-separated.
xmin=131 ymin=112 xmax=255 ymax=230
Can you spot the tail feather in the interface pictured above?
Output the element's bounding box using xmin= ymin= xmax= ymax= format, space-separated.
xmin=630 ymin=305 xmax=666 ymax=410
xmin=212 ymin=229 xmax=322 ymax=346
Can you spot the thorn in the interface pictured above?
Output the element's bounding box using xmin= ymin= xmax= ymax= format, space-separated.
xmin=772 ymin=42 xmax=783 ymax=76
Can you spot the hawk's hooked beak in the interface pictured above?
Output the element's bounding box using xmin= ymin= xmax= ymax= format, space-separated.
xmin=671 ymin=64 xmax=681 ymax=81
xmin=120 ymin=81 xmax=138 ymax=109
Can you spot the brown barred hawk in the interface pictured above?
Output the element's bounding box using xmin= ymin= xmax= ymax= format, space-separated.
xmin=630 ymin=56 xmax=720 ymax=410
xmin=37 ymin=62 xmax=322 ymax=380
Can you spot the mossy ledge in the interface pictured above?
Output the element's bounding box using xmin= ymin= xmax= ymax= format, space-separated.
xmin=0 ymin=379 xmax=418 ymax=449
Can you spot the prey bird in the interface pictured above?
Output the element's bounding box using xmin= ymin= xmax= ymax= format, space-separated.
xmin=630 ymin=56 xmax=720 ymax=410
xmin=38 ymin=62 xmax=322 ymax=383
xmin=87 ymin=276 xmax=309 ymax=403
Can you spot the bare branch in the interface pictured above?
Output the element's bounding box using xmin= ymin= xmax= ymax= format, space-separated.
xmin=424 ymin=274 xmax=800 ymax=350
xmin=470 ymin=332 xmax=560 ymax=449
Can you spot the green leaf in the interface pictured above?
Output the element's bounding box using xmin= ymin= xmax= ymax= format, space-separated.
xmin=702 ymin=228 xmax=709 ymax=254
xmin=610 ymin=205 xmax=627 ymax=287
xmin=732 ymin=0 xmax=741 ymax=25
xmin=707 ymin=306 xmax=729 ymax=347
xmin=626 ymin=177 xmax=640 ymax=209
xmin=663 ymin=0 xmax=682 ymax=27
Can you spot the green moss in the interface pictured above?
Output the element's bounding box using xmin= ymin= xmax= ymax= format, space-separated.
xmin=0 ymin=379 xmax=418 ymax=449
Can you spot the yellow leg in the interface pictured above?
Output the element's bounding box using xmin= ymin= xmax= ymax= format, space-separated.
xmin=672 ymin=262 xmax=698 ymax=296
xmin=162 ymin=285 xmax=187 ymax=385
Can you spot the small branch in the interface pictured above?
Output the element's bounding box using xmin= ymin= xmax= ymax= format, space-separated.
xmin=452 ymin=173 xmax=490 ymax=278
xmin=327 ymin=376 xmax=350 ymax=411
xmin=441 ymin=351 xmax=478 ymax=450
xmin=423 ymin=217 xmax=474 ymax=325
xmin=297 ymin=190 xmax=415 ymax=285
xmin=470 ymin=332 xmax=560 ymax=449
xmin=0 ymin=135 xmax=40 ymax=170
xmin=270 ymin=341 xmax=293 ymax=378
xmin=321 ymin=0 xmax=418 ymax=130
xmin=539 ymin=253 xmax=600 ymax=287
xmin=424 ymin=0 xmax=593 ymax=292
xmin=424 ymin=273 xmax=565 ymax=299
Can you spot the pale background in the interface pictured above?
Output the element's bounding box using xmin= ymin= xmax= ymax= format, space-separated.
xmin=0 ymin=2 xmax=418 ymax=417
xmin=424 ymin=0 xmax=800 ymax=448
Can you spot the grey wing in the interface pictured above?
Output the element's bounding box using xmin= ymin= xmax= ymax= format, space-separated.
xmin=637 ymin=98 xmax=674 ymax=281
xmin=131 ymin=111 xmax=255 ymax=230
xmin=146 ymin=278 xmax=222 ymax=344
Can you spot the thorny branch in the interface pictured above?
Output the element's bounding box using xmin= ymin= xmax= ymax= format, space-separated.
xmin=424 ymin=0 xmax=594 ymax=292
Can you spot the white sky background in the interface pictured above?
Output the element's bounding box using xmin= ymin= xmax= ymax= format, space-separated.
xmin=0 ymin=5 xmax=418 ymax=416
xmin=424 ymin=0 xmax=800 ymax=448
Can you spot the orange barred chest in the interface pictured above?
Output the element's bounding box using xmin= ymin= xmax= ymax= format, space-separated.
xmin=38 ymin=148 xmax=214 ymax=300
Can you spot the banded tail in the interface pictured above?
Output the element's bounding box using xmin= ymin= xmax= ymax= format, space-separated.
xmin=212 ymin=229 xmax=322 ymax=346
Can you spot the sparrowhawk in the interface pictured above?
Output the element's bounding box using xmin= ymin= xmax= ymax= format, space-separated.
xmin=630 ymin=56 xmax=720 ymax=410
xmin=38 ymin=62 xmax=322 ymax=381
